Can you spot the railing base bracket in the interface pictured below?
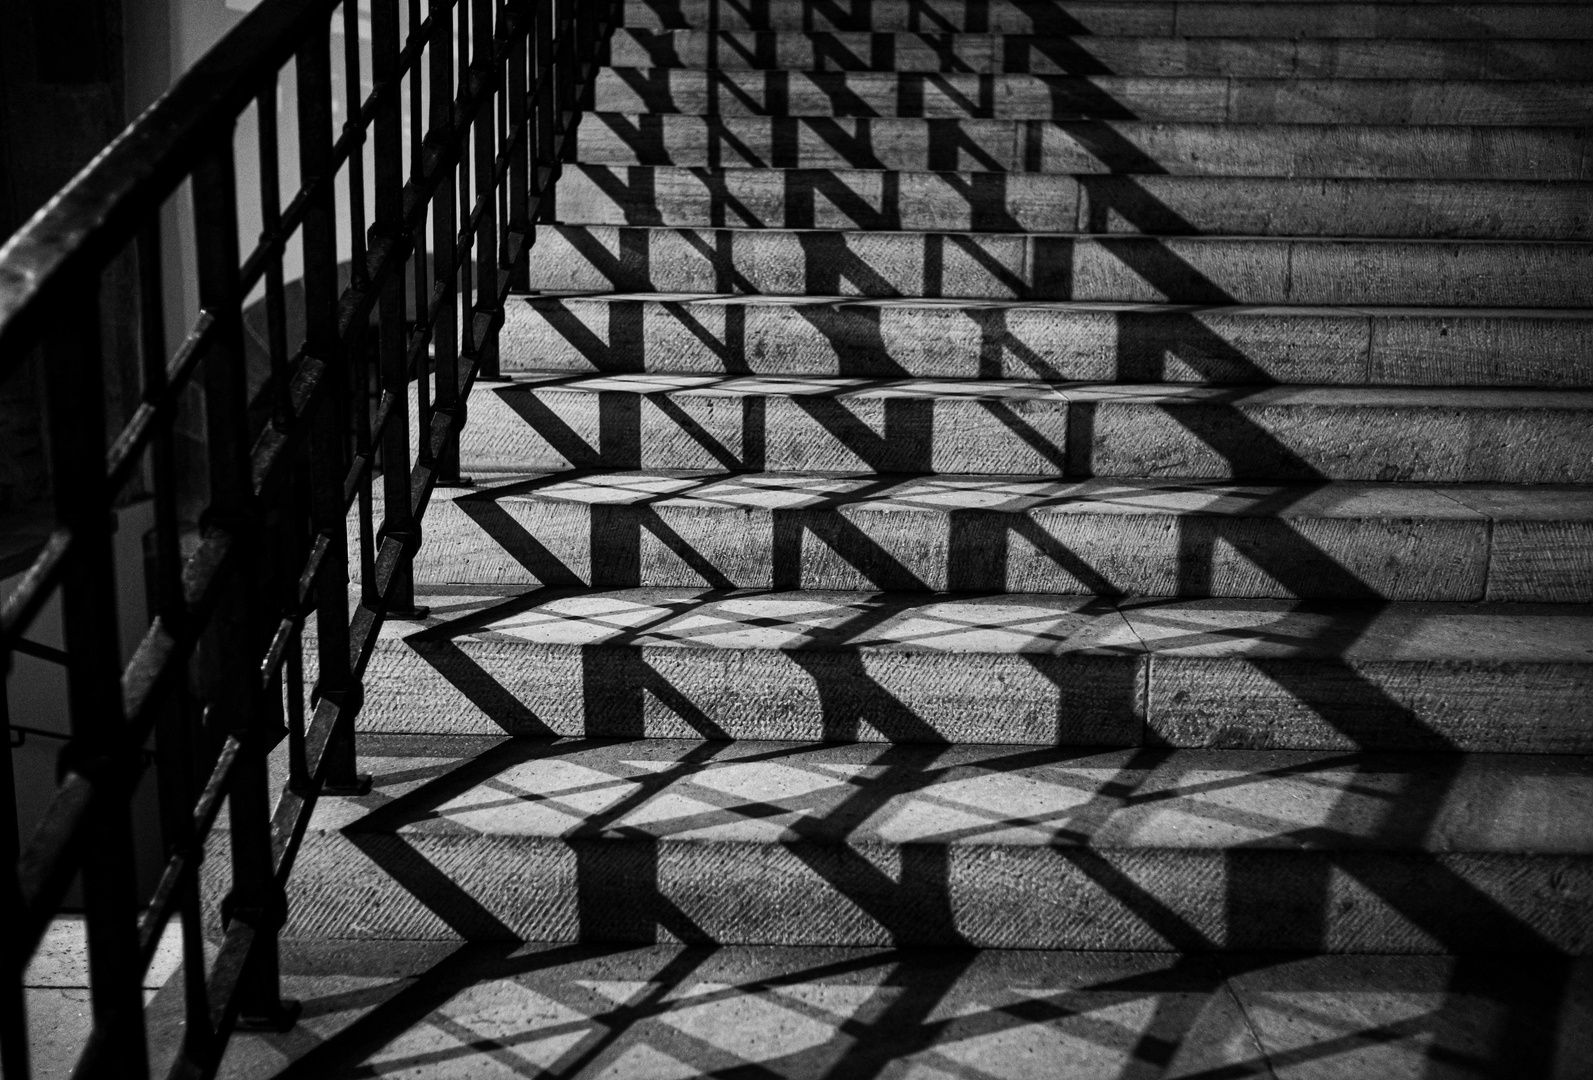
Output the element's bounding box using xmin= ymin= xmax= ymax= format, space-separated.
xmin=236 ymin=999 xmax=302 ymax=1034
xmin=323 ymin=773 xmax=374 ymax=797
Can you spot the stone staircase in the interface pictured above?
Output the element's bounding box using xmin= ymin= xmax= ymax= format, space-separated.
xmin=211 ymin=0 xmax=1593 ymax=1074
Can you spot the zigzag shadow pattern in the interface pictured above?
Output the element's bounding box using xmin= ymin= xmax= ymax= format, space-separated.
xmin=243 ymin=3 xmax=1593 ymax=1076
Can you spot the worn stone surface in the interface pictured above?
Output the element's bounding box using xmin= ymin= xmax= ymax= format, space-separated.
xmin=446 ymin=378 xmax=1593 ymax=483
xmin=524 ymin=226 xmax=1593 ymax=306
xmin=175 ymin=940 xmax=1593 ymax=1079
xmin=1072 ymin=384 xmax=1593 ymax=483
xmin=595 ymin=67 xmax=1593 ymax=125
xmin=560 ymin=165 xmax=1593 ymax=240
xmin=504 ymin=294 xmax=1593 ymax=387
xmin=619 ymin=0 xmax=1593 ymax=38
xmin=271 ymin=737 xmax=1593 ymax=951
xmin=574 ymin=112 xmax=1593 ymax=179
xmin=397 ymin=472 xmax=1567 ymax=601
xmin=341 ymin=586 xmax=1593 ymax=752
xmin=455 ymin=374 xmax=1073 ymax=475
xmin=608 ymin=30 xmax=1593 ymax=80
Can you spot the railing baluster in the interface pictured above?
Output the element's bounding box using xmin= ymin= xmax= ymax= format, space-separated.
xmin=0 ymin=677 xmax=29 ymax=1080
xmin=535 ymin=0 xmax=555 ymax=223
xmin=457 ymin=0 xmax=475 ymax=370
xmin=507 ymin=0 xmax=531 ymax=290
xmin=344 ymin=0 xmax=371 ymax=293
xmin=473 ymin=0 xmax=501 ymax=379
xmin=409 ymin=0 xmax=434 ymax=468
xmin=431 ymin=0 xmax=467 ymax=486
xmin=297 ymin=24 xmax=367 ymax=797
xmin=191 ymin=141 xmax=298 ymax=1034
xmin=374 ymin=0 xmax=425 ymax=617
xmin=41 ymin=292 xmax=149 ymax=1078
xmin=137 ymin=221 xmax=217 ymax=1073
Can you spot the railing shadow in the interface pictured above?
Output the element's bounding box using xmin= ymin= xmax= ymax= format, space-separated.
xmin=217 ymin=734 xmax=1586 ymax=1076
xmin=238 ymin=3 xmax=1589 ymax=1076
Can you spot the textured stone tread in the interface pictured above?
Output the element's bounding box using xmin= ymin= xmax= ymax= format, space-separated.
xmin=451 ymin=375 xmax=1593 ymax=482
xmin=347 ymin=585 xmax=1593 ymax=752
xmin=559 ymin=165 xmax=1593 ymax=240
xmin=503 ymin=293 xmax=1593 ymax=387
xmin=275 ymin=734 xmax=1593 ymax=950
xmin=594 ymin=67 xmax=1593 ymax=124
xmin=202 ymin=941 xmax=1593 ymax=1080
xmin=619 ymin=0 xmax=1593 ymax=39
xmin=607 ymin=30 xmax=1593 ymax=79
xmin=525 ymin=225 xmax=1593 ymax=307
xmin=576 ymin=112 xmax=1593 ymax=178
xmin=402 ymin=471 xmax=1593 ymax=602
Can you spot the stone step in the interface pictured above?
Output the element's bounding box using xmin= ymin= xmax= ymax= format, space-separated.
xmin=593 ymin=68 xmax=1593 ymax=125
xmin=607 ymin=30 xmax=1593 ymax=79
xmin=196 ymin=940 xmax=1593 ymax=1079
xmin=620 ymin=0 xmax=1593 ymax=39
xmin=281 ymin=732 xmax=1593 ymax=950
xmin=574 ymin=113 xmax=1593 ymax=179
xmin=452 ymin=377 xmax=1593 ymax=483
xmin=558 ymin=165 xmax=1593 ymax=240
xmin=524 ymin=226 xmax=1593 ymax=308
xmin=502 ymin=294 xmax=1593 ymax=388
xmin=348 ymin=585 xmax=1593 ymax=752
xmin=404 ymin=472 xmax=1593 ymax=602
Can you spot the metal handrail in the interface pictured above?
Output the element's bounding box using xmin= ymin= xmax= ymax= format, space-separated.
xmin=0 ymin=0 xmax=612 ymax=1074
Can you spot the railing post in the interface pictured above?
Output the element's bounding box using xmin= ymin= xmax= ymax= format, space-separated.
xmin=190 ymin=140 xmax=298 ymax=1034
xmin=41 ymin=295 xmax=149 ymax=1078
xmin=507 ymin=0 xmax=532 ymax=290
xmin=431 ymin=0 xmax=469 ymax=487
xmin=535 ymin=0 xmax=556 ymax=223
xmin=136 ymin=222 xmax=216 ymax=1075
xmin=297 ymin=27 xmax=367 ymax=796
xmin=372 ymin=0 xmax=426 ymax=618
xmin=473 ymin=0 xmax=502 ymax=380
xmin=0 ymin=671 xmax=29 ymax=1079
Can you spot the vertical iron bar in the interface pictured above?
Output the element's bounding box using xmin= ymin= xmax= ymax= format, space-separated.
xmin=297 ymin=26 xmax=367 ymax=797
xmin=457 ymin=0 xmax=473 ymax=353
xmin=430 ymin=0 xmax=466 ymax=486
xmin=346 ymin=0 xmax=380 ymax=606
xmin=42 ymin=290 xmax=149 ymax=1078
xmin=191 ymin=142 xmax=297 ymax=1033
xmin=137 ymin=223 xmax=216 ymax=1073
xmin=471 ymin=0 xmax=500 ymax=379
xmin=0 ymin=662 xmax=29 ymax=1080
xmin=409 ymin=0 xmax=434 ymax=468
xmin=257 ymin=88 xmax=294 ymax=430
xmin=535 ymin=0 xmax=555 ymax=222
xmin=344 ymin=0 xmax=371 ymax=293
xmin=373 ymin=0 xmax=424 ymax=617
xmin=507 ymin=0 xmax=530 ymax=291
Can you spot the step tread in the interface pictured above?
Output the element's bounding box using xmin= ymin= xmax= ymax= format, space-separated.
xmin=608 ymin=30 xmax=1593 ymax=80
xmin=576 ymin=112 xmax=1593 ymax=180
xmin=618 ymin=0 xmax=1593 ymax=39
xmin=595 ymin=67 xmax=1593 ymax=125
xmin=542 ymin=221 xmax=1593 ymax=246
xmin=519 ymin=290 xmax=1593 ymax=320
xmin=453 ymin=469 xmax=1593 ymax=521
xmin=558 ymin=165 xmax=1593 ymax=239
xmin=192 ymin=939 xmax=1593 ymax=1080
xmin=317 ymin=733 xmax=1593 ymax=856
xmin=489 ymin=372 xmax=1593 ymax=408
xmin=383 ymin=585 xmax=1593 ymax=664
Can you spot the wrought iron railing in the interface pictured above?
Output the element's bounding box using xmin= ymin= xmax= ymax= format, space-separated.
xmin=0 ymin=0 xmax=611 ymax=1074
